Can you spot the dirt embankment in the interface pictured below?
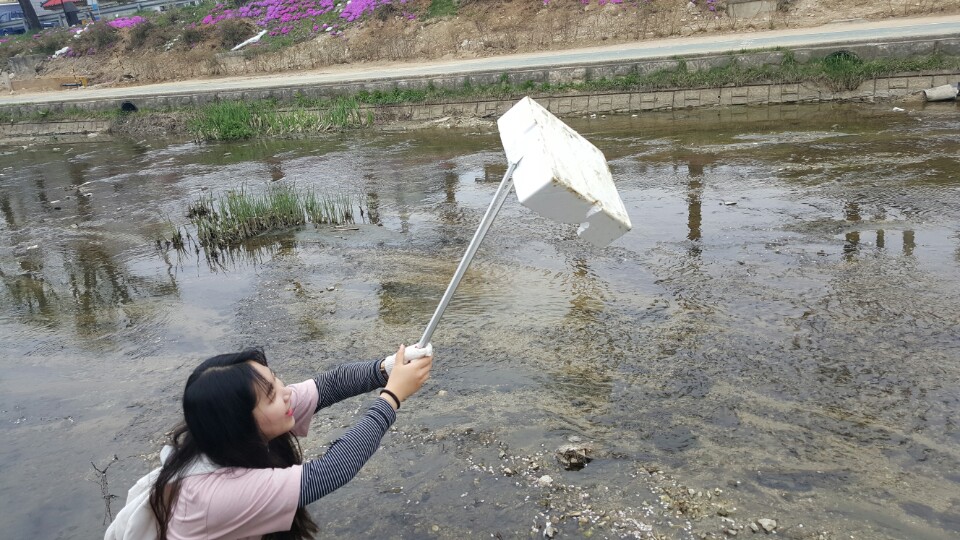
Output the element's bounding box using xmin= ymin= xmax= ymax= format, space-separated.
xmin=34 ymin=0 xmax=960 ymax=88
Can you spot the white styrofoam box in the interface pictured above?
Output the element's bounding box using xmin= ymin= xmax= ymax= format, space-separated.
xmin=497 ymin=97 xmax=632 ymax=247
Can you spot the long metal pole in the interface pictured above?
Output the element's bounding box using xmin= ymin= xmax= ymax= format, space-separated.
xmin=419 ymin=160 xmax=520 ymax=347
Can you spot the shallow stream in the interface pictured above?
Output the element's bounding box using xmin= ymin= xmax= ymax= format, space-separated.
xmin=1 ymin=102 xmax=958 ymax=539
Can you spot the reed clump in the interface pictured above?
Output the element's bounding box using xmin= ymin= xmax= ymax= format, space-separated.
xmin=156 ymin=219 xmax=188 ymax=251
xmin=189 ymin=97 xmax=369 ymax=141
xmin=304 ymin=189 xmax=354 ymax=225
xmin=164 ymin=184 xmax=359 ymax=252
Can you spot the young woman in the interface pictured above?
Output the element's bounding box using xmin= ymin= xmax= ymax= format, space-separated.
xmin=105 ymin=344 xmax=433 ymax=540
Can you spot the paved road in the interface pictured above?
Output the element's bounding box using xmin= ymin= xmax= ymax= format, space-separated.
xmin=3 ymin=14 xmax=960 ymax=106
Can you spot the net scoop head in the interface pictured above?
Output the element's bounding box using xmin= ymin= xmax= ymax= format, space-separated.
xmin=497 ymin=97 xmax=632 ymax=247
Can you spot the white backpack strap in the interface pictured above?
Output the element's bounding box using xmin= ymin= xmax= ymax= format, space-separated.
xmin=104 ymin=447 xmax=223 ymax=539
xmin=103 ymin=467 xmax=161 ymax=540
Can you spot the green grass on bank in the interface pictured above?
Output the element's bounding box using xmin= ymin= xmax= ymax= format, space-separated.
xmin=187 ymin=96 xmax=371 ymax=140
xmin=4 ymin=50 xmax=959 ymax=139
xmin=427 ymin=0 xmax=458 ymax=18
xmin=0 ymin=104 xmax=122 ymax=124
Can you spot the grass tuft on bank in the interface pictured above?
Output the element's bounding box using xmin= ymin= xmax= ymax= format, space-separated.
xmin=187 ymin=96 xmax=370 ymax=141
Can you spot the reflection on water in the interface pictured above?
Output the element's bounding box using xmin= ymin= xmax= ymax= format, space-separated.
xmin=265 ymin=156 xmax=285 ymax=181
xmin=2 ymin=266 xmax=54 ymax=318
xmin=0 ymin=193 xmax=15 ymax=228
xmin=565 ymin=258 xmax=604 ymax=320
xmin=904 ymin=229 xmax=916 ymax=256
xmin=1 ymin=103 xmax=960 ymax=539
xmin=844 ymin=201 xmax=861 ymax=258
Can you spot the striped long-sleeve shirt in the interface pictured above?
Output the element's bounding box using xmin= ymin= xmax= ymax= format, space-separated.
xmin=299 ymin=360 xmax=395 ymax=506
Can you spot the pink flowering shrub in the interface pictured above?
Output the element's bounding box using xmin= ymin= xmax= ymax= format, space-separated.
xmin=198 ymin=0 xmax=415 ymax=43
xmin=108 ymin=16 xmax=148 ymax=29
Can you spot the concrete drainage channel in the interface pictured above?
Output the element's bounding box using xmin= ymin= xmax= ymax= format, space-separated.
xmin=0 ymin=120 xmax=111 ymax=144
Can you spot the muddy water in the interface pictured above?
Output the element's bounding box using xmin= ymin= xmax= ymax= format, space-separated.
xmin=1 ymin=102 xmax=959 ymax=539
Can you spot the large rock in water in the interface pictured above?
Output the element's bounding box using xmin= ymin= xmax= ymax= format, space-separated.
xmin=556 ymin=443 xmax=593 ymax=471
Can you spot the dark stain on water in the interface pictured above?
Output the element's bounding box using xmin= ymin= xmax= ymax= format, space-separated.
xmin=900 ymin=501 xmax=960 ymax=533
xmin=1 ymin=103 xmax=960 ymax=539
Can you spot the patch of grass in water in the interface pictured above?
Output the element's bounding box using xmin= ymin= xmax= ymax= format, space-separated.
xmin=165 ymin=184 xmax=358 ymax=252
xmin=156 ymin=219 xmax=193 ymax=258
xmin=304 ymin=189 xmax=354 ymax=225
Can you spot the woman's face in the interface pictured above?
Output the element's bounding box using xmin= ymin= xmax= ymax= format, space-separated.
xmin=250 ymin=361 xmax=295 ymax=440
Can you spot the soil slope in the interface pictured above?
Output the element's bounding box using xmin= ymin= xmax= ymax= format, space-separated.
xmin=32 ymin=0 xmax=960 ymax=87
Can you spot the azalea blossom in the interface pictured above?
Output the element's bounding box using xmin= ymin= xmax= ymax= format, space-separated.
xmin=108 ymin=16 xmax=147 ymax=29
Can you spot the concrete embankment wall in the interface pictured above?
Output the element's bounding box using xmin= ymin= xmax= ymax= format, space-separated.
xmin=0 ymin=119 xmax=112 ymax=143
xmin=365 ymin=71 xmax=959 ymax=124
xmin=2 ymin=36 xmax=959 ymax=141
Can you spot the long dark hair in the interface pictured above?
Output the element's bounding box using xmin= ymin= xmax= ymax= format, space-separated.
xmin=150 ymin=348 xmax=318 ymax=540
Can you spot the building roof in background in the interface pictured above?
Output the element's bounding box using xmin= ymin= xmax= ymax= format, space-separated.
xmin=0 ymin=0 xmax=48 ymax=9
xmin=42 ymin=0 xmax=88 ymax=8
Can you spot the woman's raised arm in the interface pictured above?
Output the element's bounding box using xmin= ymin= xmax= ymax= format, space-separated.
xmin=313 ymin=359 xmax=387 ymax=412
